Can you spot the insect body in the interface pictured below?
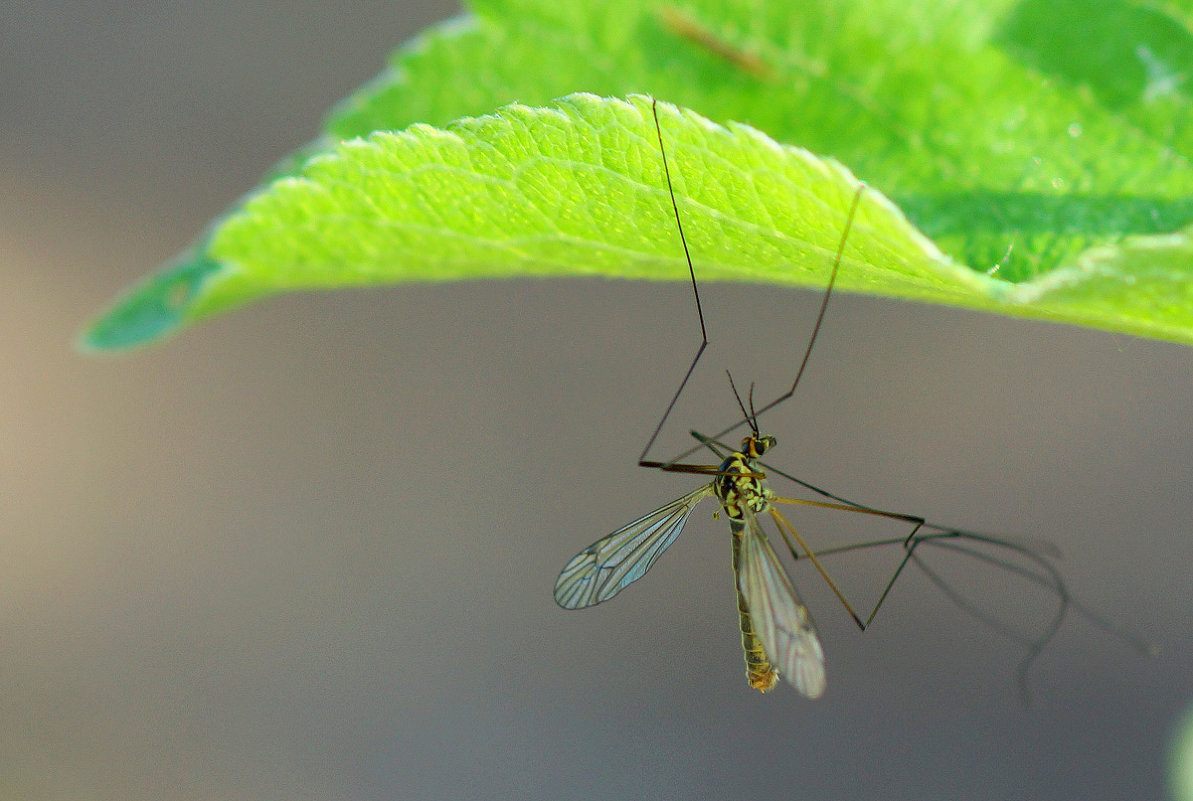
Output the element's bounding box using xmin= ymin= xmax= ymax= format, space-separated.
xmin=552 ymin=97 xmax=862 ymax=698
xmin=717 ymin=434 xmax=826 ymax=696
xmin=552 ymin=98 xmax=1142 ymax=701
xmin=554 ymin=431 xmax=826 ymax=697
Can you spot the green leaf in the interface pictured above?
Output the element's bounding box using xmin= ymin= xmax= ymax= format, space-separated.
xmin=82 ymin=0 xmax=1193 ymax=350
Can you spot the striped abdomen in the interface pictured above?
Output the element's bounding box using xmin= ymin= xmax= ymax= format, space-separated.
xmin=731 ymin=521 xmax=778 ymax=692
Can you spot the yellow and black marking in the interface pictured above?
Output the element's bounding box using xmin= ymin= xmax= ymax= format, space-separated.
xmin=731 ymin=525 xmax=779 ymax=692
xmin=713 ymin=434 xmax=785 ymax=691
xmin=713 ymin=435 xmax=776 ymax=520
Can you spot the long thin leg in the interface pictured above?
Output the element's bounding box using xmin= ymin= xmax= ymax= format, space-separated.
xmin=638 ymin=98 xmax=711 ymax=470
xmin=638 ymin=463 xmax=764 ymax=479
xmin=767 ymin=495 xmax=1060 ymax=631
xmin=660 ymin=184 xmax=867 ymax=467
xmin=768 ymin=507 xmax=865 ymax=630
xmin=693 ymin=430 xmax=926 ymax=546
xmin=768 ymin=496 xmax=928 ymax=628
xmin=695 ymin=431 xmax=1034 ymax=629
xmin=687 ymin=435 xmax=1153 ymax=701
xmin=803 ymin=530 xmax=1153 ymax=703
xmin=693 ymin=429 xmax=918 ymax=627
xmin=770 ymin=522 xmax=1066 ymax=702
xmin=899 ymin=537 xmax=1068 ymax=706
xmin=771 ymin=497 xmax=926 ymax=541
xmin=694 ymin=428 xmax=1018 ymax=626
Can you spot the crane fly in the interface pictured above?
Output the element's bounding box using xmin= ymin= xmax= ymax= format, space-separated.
xmin=553 ymin=97 xmax=872 ymax=697
xmin=552 ymin=97 xmax=1146 ymax=698
xmin=555 ymin=412 xmax=831 ymax=696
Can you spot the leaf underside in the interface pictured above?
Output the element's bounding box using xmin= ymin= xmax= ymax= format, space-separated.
xmin=83 ymin=0 xmax=1193 ymax=350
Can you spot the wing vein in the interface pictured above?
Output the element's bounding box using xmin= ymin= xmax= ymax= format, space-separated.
xmin=737 ymin=512 xmax=826 ymax=698
xmin=554 ymin=484 xmax=714 ymax=609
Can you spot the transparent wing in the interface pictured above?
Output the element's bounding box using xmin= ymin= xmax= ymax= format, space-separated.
xmin=738 ymin=513 xmax=826 ymax=699
xmin=554 ymin=484 xmax=714 ymax=610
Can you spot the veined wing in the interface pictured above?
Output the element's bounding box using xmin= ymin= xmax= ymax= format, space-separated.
xmin=554 ymin=484 xmax=714 ymax=610
xmin=737 ymin=513 xmax=826 ymax=698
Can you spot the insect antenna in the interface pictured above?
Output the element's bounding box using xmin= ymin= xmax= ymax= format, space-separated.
xmin=726 ymin=370 xmax=760 ymax=437
xmin=747 ymin=380 xmax=761 ymax=435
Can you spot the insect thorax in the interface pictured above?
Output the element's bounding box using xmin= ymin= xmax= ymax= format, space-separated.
xmin=713 ymin=449 xmax=774 ymax=520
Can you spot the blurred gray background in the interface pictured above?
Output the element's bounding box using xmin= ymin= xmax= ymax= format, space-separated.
xmin=4 ymin=2 xmax=1191 ymax=799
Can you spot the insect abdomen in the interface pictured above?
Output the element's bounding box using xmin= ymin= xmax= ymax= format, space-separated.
xmin=731 ymin=523 xmax=778 ymax=692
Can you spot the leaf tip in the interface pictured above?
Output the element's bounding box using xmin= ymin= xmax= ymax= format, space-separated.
xmin=78 ymin=252 xmax=224 ymax=353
